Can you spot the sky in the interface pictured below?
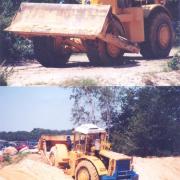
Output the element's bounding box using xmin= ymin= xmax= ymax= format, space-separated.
xmin=0 ymin=87 xmax=73 ymax=132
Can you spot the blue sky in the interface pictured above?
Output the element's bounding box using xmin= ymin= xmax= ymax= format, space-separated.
xmin=0 ymin=87 xmax=73 ymax=132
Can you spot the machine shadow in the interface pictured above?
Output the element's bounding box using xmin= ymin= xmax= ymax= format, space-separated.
xmin=6 ymin=54 xmax=172 ymax=69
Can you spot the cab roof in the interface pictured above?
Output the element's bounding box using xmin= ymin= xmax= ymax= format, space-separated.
xmin=74 ymin=124 xmax=106 ymax=135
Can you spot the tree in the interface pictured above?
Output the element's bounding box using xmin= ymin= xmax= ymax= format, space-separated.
xmin=70 ymin=87 xmax=127 ymax=126
xmin=0 ymin=0 xmax=60 ymax=63
xmin=70 ymin=87 xmax=180 ymax=156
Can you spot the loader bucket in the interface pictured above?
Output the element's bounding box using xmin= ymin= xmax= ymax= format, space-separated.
xmin=5 ymin=3 xmax=111 ymax=39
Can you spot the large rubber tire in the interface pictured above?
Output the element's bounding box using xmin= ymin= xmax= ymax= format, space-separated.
xmin=140 ymin=12 xmax=174 ymax=59
xmin=75 ymin=160 xmax=99 ymax=180
xmin=33 ymin=37 xmax=71 ymax=67
xmin=84 ymin=18 xmax=126 ymax=66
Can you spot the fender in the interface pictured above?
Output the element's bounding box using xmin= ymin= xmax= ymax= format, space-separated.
xmin=142 ymin=4 xmax=172 ymax=19
xmin=76 ymin=155 xmax=108 ymax=176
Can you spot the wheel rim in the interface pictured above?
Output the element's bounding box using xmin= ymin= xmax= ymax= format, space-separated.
xmin=158 ymin=24 xmax=171 ymax=48
xmin=77 ymin=168 xmax=90 ymax=180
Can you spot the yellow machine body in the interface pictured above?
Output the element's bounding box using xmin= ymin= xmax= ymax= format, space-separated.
xmin=5 ymin=0 xmax=173 ymax=67
xmin=6 ymin=0 xmax=145 ymax=43
xmin=38 ymin=125 xmax=134 ymax=179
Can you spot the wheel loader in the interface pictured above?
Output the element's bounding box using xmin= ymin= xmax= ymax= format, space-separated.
xmin=5 ymin=0 xmax=174 ymax=67
xmin=38 ymin=124 xmax=139 ymax=180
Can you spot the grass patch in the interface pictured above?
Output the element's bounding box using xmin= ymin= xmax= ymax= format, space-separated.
xmin=0 ymin=62 xmax=13 ymax=86
xmin=1 ymin=152 xmax=30 ymax=167
xmin=62 ymin=78 xmax=98 ymax=87
xmin=167 ymin=52 xmax=180 ymax=71
xmin=2 ymin=154 xmax=12 ymax=165
xmin=12 ymin=152 xmax=30 ymax=164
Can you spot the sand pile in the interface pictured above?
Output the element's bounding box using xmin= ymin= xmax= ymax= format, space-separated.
xmin=0 ymin=155 xmax=72 ymax=180
xmin=0 ymin=154 xmax=180 ymax=180
xmin=134 ymin=156 xmax=180 ymax=180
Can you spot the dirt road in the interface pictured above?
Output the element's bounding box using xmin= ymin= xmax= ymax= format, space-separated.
xmin=0 ymin=154 xmax=180 ymax=180
xmin=7 ymin=48 xmax=180 ymax=86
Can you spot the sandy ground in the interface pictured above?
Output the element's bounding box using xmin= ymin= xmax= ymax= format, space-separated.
xmin=0 ymin=154 xmax=180 ymax=180
xmin=0 ymin=154 xmax=72 ymax=180
xmin=134 ymin=157 xmax=180 ymax=180
xmin=7 ymin=48 xmax=180 ymax=86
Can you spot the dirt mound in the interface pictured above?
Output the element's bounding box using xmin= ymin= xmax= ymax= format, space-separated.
xmin=134 ymin=157 xmax=180 ymax=180
xmin=0 ymin=154 xmax=72 ymax=180
xmin=0 ymin=154 xmax=180 ymax=180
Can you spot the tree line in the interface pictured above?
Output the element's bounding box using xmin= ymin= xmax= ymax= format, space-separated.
xmin=0 ymin=128 xmax=72 ymax=141
xmin=70 ymin=87 xmax=180 ymax=157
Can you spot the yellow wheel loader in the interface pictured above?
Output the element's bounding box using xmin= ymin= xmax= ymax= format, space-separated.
xmin=38 ymin=124 xmax=139 ymax=180
xmin=6 ymin=0 xmax=174 ymax=67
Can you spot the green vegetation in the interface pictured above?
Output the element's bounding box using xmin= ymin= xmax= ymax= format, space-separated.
xmin=0 ymin=128 xmax=72 ymax=141
xmin=62 ymin=78 xmax=98 ymax=87
xmin=12 ymin=152 xmax=30 ymax=164
xmin=166 ymin=0 xmax=180 ymax=46
xmin=0 ymin=0 xmax=59 ymax=64
xmin=2 ymin=154 xmax=12 ymax=164
xmin=168 ymin=52 xmax=180 ymax=70
xmin=0 ymin=62 xmax=13 ymax=86
xmin=0 ymin=0 xmax=80 ymax=64
xmin=1 ymin=152 xmax=30 ymax=167
xmin=71 ymin=87 xmax=180 ymax=157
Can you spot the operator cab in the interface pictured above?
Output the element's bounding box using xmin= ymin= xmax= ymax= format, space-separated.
xmin=73 ymin=124 xmax=108 ymax=155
